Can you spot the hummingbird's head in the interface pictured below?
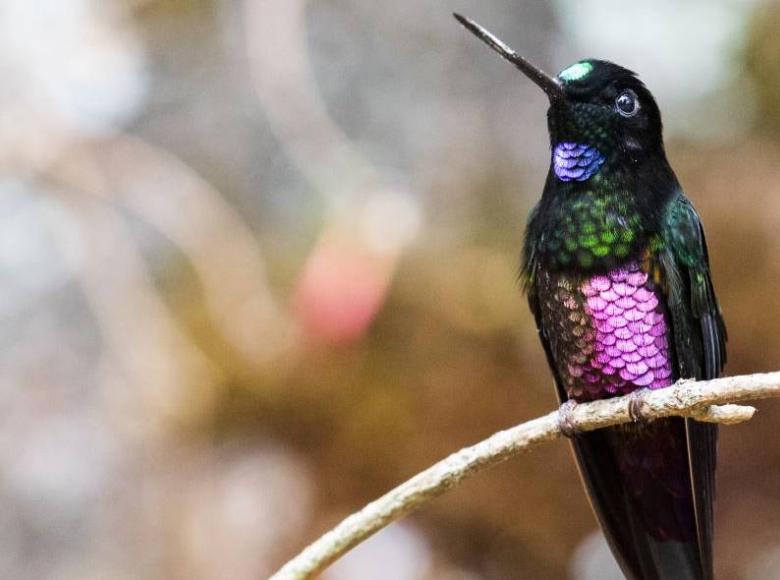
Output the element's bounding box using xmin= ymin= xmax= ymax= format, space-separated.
xmin=454 ymin=14 xmax=665 ymax=181
xmin=550 ymin=59 xmax=663 ymax=160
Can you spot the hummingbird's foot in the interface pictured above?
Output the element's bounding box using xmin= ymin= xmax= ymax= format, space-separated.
xmin=557 ymin=399 xmax=580 ymax=438
xmin=628 ymin=389 xmax=650 ymax=425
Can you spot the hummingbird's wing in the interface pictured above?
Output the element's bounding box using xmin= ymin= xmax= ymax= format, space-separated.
xmin=660 ymin=193 xmax=727 ymax=580
xmin=659 ymin=194 xmax=727 ymax=383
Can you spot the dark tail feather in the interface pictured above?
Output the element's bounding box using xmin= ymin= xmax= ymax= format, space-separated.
xmin=570 ymin=418 xmax=712 ymax=580
xmin=686 ymin=420 xmax=718 ymax=580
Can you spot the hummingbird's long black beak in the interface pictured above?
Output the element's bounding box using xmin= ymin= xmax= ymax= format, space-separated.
xmin=453 ymin=13 xmax=565 ymax=102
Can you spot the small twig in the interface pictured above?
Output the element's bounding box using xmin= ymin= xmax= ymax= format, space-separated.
xmin=271 ymin=371 xmax=780 ymax=580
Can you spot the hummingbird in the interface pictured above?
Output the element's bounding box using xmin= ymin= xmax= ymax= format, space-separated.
xmin=455 ymin=14 xmax=726 ymax=580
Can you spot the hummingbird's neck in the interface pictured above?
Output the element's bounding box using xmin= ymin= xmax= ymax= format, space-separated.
xmin=531 ymin=155 xmax=675 ymax=273
xmin=549 ymin=135 xmax=670 ymax=189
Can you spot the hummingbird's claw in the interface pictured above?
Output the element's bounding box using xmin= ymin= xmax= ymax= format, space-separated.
xmin=628 ymin=389 xmax=650 ymax=425
xmin=558 ymin=399 xmax=580 ymax=438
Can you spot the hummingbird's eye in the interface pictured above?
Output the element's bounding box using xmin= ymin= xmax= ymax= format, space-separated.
xmin=615 ymin=90 xmax=639 ymax=117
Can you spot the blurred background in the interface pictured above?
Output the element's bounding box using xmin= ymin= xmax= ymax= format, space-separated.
xmin=3 ymin=0 xmax=780 ymax=578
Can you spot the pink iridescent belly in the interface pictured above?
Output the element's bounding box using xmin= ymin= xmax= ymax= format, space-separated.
xmin=538 ymin=261 xmax=673 ymax=401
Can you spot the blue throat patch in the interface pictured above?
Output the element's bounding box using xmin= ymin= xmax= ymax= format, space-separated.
xmin=553 ymin=142 xmax=606 ymax=182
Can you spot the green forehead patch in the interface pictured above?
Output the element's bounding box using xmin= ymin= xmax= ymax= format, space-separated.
xmin=559 ymin=61 xmax=593 ymax=83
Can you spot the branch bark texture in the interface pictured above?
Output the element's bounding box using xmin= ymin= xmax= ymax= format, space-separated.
xmin=271 ymin=371 xmax=780 ymax=580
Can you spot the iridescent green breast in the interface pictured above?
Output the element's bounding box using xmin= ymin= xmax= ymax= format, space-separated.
xmin=537 ymin=185 xmax=647 ymax=271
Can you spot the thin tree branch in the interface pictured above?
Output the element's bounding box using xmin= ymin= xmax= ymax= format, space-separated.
xmin=270 ymin=371 xmax=780 ymax=580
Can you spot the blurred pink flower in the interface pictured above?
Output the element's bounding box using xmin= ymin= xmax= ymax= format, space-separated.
xmin=293 ymin=240 xmax=389 ymax=345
